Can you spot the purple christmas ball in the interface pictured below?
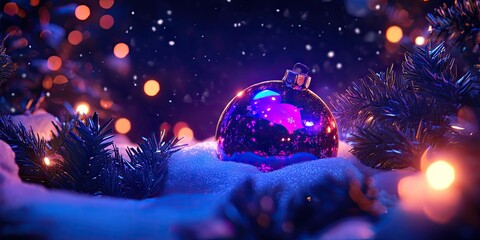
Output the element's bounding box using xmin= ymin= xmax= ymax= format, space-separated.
xmin=215 ymin=64 xmax=339 ymax=172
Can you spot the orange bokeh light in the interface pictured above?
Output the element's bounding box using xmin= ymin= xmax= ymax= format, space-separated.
xmin=100 ymin=99 xmax=114 ymax=109
xmin=42 ymin=76 xmax=53 ymax=89
xmin=30 ymin=0 xmax=40 ymax=7
xmin=386 ymin=25 xmax=403 ymax=43
xmin=144 ymin=80 xmax=160 ymax=96
xmin=173 ymin=122 xmax=189 ymax=136
xmin=68 ymin=30 xmax=83 ymax=45
xmin=47 ymin=56 xmax=62 ymax=71
xmin=75 ymin=102 xmax=90 ymax=115
xmin=99 ymin=0 xmax=114 ymax=9
xmin=4 ymin=2 xmax=19 ymax=16
xmin=178 ymin=127 xmax=194 ymax=143
xmin=115 ymin=118 xmax=131 ymax=134
xmin=99 ymin=15 xmax=114 ymax=29
xmin=53 ymin=75 xmax=68 ymax=84
xmin=426 ymin=161 xmax=455 ymax=190
xmin=75 ymin=5 xmax=90 ymax=21
xmin=113 ymin=43 xmax=129 ymax=58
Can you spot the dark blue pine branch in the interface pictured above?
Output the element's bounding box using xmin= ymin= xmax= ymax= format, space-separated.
xmin=103 ymin=131 xmax=184 ymax=199
xmin=0 ymin=115 xmax=52 ymax=185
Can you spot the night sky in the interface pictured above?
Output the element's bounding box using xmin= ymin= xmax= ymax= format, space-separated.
xmin=0 ymin=0 xmax=454 ymax=142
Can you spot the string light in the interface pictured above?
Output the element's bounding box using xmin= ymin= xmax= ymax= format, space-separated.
xmin=415 ymin=36 xmax=425 ymax=46
xmin=75 ymin=102 xmax=90 ymax=115
xmin=44 ymin=157 xmax=51 ymax=166
xmin=426 ymin=161 xmax=455 ymax=190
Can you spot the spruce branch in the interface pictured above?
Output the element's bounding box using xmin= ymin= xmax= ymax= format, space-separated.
xmin=104 ymin=132 xmax=184 ymax=199
xmin=51 ymin=113 xmax=114 ymax=194
xmin=0 ymin=115 xmax=52 ymax=185
xmin=331 ymin=43 xmax=475 ymax=170
xmin=0 ymin=35 xmax=16 ymax=86
xmin=427 ymin=0 xmax=480 ymax=57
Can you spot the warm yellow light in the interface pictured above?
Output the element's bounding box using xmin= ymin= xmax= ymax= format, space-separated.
xmin=47 ymin=56 xmax=62 ymax=71
xmin=178 ymin=127 xmax=194 ymax=142
xmin=75 ymin=5 xmax=90 ymax=21
xmin=115 ymin=118 xmax=131 ymax=134
xmin=236 ymin=91 xmax=244 ymax=97
xmin=426 ymin=161 xmax=455 ymax=190
xmin=113 ymin=43 xmax=129 ymax=58
xmin=76 ymin=102 xmax=90 ymax=115
xmin=415 ymin=36 xmax=425 ymax=46
xmin=386 ymin=26 xmax=403 ymax=43
xmin=44 ymin=157 xmax=51 ymax=166
xmin=144 ymin=80 xmax=160 ymax=96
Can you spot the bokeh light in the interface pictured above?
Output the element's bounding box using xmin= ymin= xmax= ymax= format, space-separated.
xmin=100 ymin=99 xmax=114 ymax=109
xmin=115 ymin=118 xmax=131 ymax=134
xmin=100 ymin=15 xmax=114 ymax=29
xmin=99 ymin=0 xmax=114 ymax=9
xmin=144 ymin=80 xmax=160 ymax=96
xmin=47 ymin=56 xmax=62 ymax=71
xmin=42 ymin=76 xmax=53 ymax=89
xmin=173 ymin=121 xmax=189 ymax=136
xmin=4 ymin=2 xmax=19 ymax=16
xmin=386 ymin=25 xmax=403 ymax=43
xmin=113 ymin=43 xmax=129 ymax=58
xmin=426 ymin=161 xmax=455 ymax=190
xmin=53 ymin=74 xmax=68 ymax=84
xmin=68 ymin=30 xmax=83 ymax=45
xmin=75 ymin=102 xmax=90 ymax=115
xmin=75 ymin=5 xmax=91 ymax=21
xmin=415 ymin=36 xmax=425 ymax=46
xmin=178 ymin=126 xmax=194 ymax=143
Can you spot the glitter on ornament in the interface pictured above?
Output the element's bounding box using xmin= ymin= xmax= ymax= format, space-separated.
xmin=215 ymin=63 xmax=338 ymax=172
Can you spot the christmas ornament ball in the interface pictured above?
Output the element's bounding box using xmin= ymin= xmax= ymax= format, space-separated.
xmin=215 ymin=63 xmax=338 ymax=172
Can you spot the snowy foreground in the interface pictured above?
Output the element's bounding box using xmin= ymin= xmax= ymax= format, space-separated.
xmin=0 ymin=112 xmax=419 ymax=239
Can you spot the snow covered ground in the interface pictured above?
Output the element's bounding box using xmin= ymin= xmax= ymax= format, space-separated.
xmin=0 ymin=112 xmax=414 ymax=239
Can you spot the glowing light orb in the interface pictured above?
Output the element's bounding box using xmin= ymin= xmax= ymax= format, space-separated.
xmin=68 ymin=30 xmax=83 ymax=45
xmin=415 ymin=36 xmax=425 ymax=46
xmin=386 ymin=26 xmax=403 ymax=43
xmin=4 ymin=2 xmax=19 ymax=16
xmin=75 ymin=5 xmax=90 ymax=21
xmin=99 ymin=0 xmax=114 ymax=9
xmin=426 ymin=161 xmax=455 ymax=190
xmin=113 ymin=43 xmax=129 ymax=58
xmin=53 ymin=74 xmax=68 ymax=84
xmin=178 ymin=127 xmax=194 ymax=142
xmin=115 ymin=118 xmax=131 ymax=134
xmin=47 ymin=56 xmax=62 ymax=71
xmin=144 ymin=80 xmax=160 ymax=96
xmin=100 ymin=15 xmax=114 ymax=29
xmin=75 ymin=102 xmax=90 ymax=115
xmin=44 ymin=157 xmax=51 ymax=166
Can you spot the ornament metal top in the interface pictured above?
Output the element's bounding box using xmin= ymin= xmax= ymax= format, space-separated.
xmin=215 ymin=63 xmax=339 ymax=172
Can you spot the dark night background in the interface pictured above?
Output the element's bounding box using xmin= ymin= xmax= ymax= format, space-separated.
xmin=0 ymin=0 xmax=454 ymax=143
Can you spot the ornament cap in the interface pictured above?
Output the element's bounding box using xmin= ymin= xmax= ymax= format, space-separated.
xmin=282 ymin=62 xmax=312 ymax=90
